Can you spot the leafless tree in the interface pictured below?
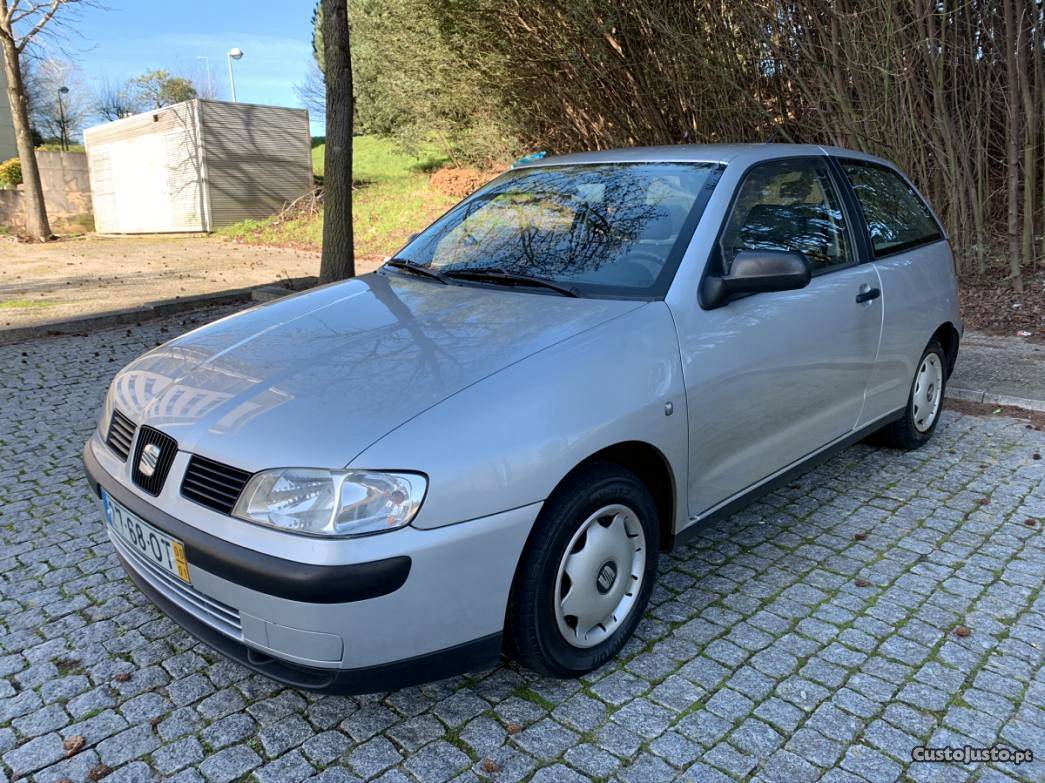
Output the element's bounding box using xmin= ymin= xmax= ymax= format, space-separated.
xmin=437 ymin=0 xmax=1044 ymax=287
xmin=319 ymin=0 xmax=354 ymax=282
xmin=23 ymin=55 xmax=89 ymax=143
xmin=0 ymin=0 xmax=95 ymax=239
xmin=295 ymin=59 xmax=325 ymax=119
xmin=93 ymin=76 xmax=141 ymax=121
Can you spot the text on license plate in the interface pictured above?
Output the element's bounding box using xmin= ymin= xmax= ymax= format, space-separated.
xmin=101 ymin=490 xmax=190 ymax=583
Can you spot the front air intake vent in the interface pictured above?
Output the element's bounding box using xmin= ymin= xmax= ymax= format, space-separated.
xmin=105 ymin=409 xmax=136 ymax=461
xmin=130 ymin=427 xmax=178 ymax=496
xmin=181 ymin=455 xmax=252 ymax=515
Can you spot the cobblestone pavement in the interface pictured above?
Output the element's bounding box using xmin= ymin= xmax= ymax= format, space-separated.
xmin=2 ymin=307 xmax=1043 ymax=783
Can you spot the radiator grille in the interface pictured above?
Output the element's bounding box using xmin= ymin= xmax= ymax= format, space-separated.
xmin=181 ymin=455 xmax=252 ymax=515
xmin=105 ymin=410 xmax=136 ymax=461
xmin=131 ymin=427 xmax=178 ymax=496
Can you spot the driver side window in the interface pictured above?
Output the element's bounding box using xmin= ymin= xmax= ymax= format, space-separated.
xmin=720 ymin=158 xmax=852 ymax=274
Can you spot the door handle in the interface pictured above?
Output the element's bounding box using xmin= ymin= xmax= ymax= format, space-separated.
xmin=856 ymin=287 xmax=881 ymax=304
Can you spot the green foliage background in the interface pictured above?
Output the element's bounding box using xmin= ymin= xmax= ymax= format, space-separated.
xmin=311 ymin=0 xmax=517 ymax=166
xmin=0 ymin=158 xmax=22 ymax=188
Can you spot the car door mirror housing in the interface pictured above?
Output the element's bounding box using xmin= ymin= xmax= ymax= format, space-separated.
xmin=701 ymin=250 xmax=812 ymax=309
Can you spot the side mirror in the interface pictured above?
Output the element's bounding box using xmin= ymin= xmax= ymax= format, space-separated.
xmin=701 ymin=250 xmax=811 ymax=309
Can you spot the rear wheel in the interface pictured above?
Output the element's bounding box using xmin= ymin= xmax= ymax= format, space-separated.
xmin=506 ymin=463 xmax=659 ymax=677
xmin=880 ymin=338 xmax=947 ymax=449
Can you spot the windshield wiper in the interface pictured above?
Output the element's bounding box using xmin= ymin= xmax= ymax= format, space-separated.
xmin=384 ymin=258 xmax=448 ymax=284
xmin=443 ymin=267 xmax=580 ymax=298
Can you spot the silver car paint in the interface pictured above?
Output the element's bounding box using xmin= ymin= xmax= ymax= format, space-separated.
xmin=672 ymin=261 xmax=885 ymax=515
xmin=109 ymin=274 xmax=643 ymax=473
xmin=93 ymin=143 xmax=961 ymax=669
xmin=354 ymin=300 xmax=689 ymax=531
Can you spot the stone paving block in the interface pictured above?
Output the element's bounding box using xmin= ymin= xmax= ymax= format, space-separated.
xmin=609 ymin=698 xmax=673 ymax=739
xmin=511 ymin=717 xmax=578 ymax=761
xmin=153 ymin=737 xmax=205 ymax=775
xmin=253 ymin=750 xmax=315 ymax=783
xmin=346 ymin=737 xmax=402 ymax=779
xmin=564 ymin=743 xmax=620 ymax=778
xmin=402 ymin=740 xmax=470 ymax=783
xmin=528 ymin=764 xmax=589 ymax=783
xmin=616 ymin=751 xmax=676 ymax=783
xmin=758 ymin=748 xmax=820 ymax=783
xmin=259 ymin=716 xmax=315 ymax=758
xmin=2 ymin=733 xmax=65 ymax=777
xmin=199 ymin=744 xmax=262 ymax=783
xmin=551 ymin=693 xmax=607 ymax=732
xmin=388 ymin=714 xmax=446 ymax=753
xmin=647 ymin=730 xmax=702 ymax=768
xmin=472 ymin=745 xmax=536 ymax=783
xmin=96 ymin=724 xmax=162 ymax=768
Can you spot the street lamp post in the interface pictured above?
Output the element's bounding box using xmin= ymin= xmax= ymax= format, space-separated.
xmin=57 ymin=86 xmax=69 ymax=151
xmin=226 ymin=48 xmax=244 ymax=102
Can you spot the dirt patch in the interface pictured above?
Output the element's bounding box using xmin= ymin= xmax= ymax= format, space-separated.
xmin=0 ymin=234 xmax=328 ymax=331
xmin=960 ymin=269 xmax=1045 ymax=341
xmin=429 ymin=167 xmax=497 ymax=198
xmin=948 ymin=397 xmax=1045 ymax=430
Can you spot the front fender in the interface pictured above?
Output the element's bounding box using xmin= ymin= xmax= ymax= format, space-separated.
xmin=351 ymin=302 xmax=689 ymax=532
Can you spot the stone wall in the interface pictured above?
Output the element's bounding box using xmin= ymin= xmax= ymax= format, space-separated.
xmin=0 ymin=150 xmax=93 ymax=233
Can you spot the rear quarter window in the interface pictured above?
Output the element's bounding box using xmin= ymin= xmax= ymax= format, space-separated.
xmin=840 ymin=161 xmax=942 ymax=257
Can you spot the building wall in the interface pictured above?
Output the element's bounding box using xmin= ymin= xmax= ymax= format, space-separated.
xmin=84 ymin=101 xmax=205 ymax=233
xmin=199 ymin=100 xmax=312 ymax=228
xmin=0 ymin=67 xmax=17 ymax=161
xmin=0 ymin=151 xmax=92 ymax=232
xmin=81 ymin=99 xmax=311 ymax=233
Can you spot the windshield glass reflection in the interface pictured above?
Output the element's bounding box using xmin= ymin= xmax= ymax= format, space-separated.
xmin=396 ymin=163 xmax=722 ymax=298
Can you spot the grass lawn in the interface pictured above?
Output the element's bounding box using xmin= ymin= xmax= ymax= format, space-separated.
xmin=0 ymin=298 xmax=55 ymax=309
xmin=219 ymin=136 xmax=456 ymax=259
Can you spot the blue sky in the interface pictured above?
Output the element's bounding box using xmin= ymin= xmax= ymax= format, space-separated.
xmin=41 ymin=0 xmax=322 ymax=133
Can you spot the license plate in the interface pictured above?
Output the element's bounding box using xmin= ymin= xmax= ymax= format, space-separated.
xmin=101 ymin=490 xmax=190 ymax=583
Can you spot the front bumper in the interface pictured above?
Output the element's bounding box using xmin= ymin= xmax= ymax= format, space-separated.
xmin=83 ymin=439 xmax=538 ymax=693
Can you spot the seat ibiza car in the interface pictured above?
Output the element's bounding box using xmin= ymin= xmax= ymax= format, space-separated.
xmin=84 ymin=144 xmax=960 ymax=692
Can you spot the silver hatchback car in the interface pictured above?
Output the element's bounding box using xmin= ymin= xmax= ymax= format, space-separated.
xmin=84 ymin=144 xmax=961 ymax=692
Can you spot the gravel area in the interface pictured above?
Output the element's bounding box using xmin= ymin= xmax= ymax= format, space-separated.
xmin=0 ymin=236 xmax=325 ymax=330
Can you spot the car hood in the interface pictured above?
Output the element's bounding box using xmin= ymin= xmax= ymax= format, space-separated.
xmin=110 ymin=273 xmax=643 ymax=471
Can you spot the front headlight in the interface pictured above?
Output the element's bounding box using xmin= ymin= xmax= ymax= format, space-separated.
xmin=232 ymin=469 xmax=427 ymax=538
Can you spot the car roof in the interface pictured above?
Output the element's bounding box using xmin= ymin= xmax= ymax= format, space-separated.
xmin=515 ymin=143 xmax=894 ymax=170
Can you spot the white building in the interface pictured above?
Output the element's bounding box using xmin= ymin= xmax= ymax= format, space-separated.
xmin=83 ymin=99 xmax=312 ymax=233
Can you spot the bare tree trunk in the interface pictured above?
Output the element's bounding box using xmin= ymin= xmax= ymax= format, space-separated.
xmin=1003 ymin=0 xmax=1024 ymax=292
xmin=319 ymin=0 xmax=354 ymax=283
xmin=0 ymin=32 xmax=50 ymax=240
xmin=1018 ymin=0 xmax=1037 ymax=269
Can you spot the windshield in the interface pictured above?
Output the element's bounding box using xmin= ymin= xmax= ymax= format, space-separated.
xmin=393 ymin=162 xmax=723 ymax=298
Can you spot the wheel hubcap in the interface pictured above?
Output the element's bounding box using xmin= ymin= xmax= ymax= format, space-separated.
xmin=554 ymin=504 xmax=646 ymax=649
xmin=913 ymin=353 xmax=943 ymax=432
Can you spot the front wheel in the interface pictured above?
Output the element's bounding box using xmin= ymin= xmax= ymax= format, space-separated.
xmin=880 ymin=338 xmax=947 ymax=449
xmin=506 ymin=463 xmax=659 ymax=678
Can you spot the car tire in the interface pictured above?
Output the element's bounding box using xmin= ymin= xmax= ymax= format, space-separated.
xmin=506 ymin=462 xmax=660 ymax=678
xmin=879 ymin=338 xmax=948 ymax=450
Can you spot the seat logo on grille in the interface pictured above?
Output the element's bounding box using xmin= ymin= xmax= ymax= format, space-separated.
xmin=139 ymin=443 xmax=162 ymax=477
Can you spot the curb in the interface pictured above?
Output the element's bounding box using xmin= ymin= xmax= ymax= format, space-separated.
xmin=947 ymin=387 xmax=1045 ymax=413
xmin=0 ymin=276 xmax=318 ymax=345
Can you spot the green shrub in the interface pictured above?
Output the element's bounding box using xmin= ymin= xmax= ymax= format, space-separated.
xmin=0 ymin=157 xmax=21 ymax=188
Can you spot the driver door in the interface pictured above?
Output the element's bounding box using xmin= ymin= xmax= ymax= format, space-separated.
xmin=673 ymin=156 xmax=883 ymax=517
